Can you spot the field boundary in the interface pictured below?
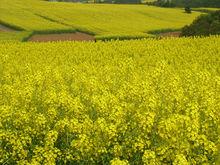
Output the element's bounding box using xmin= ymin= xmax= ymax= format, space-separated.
xmin=24 ymin=30 xmax=96 ymax=42
xmin=22 ymin=30 xmax=72 ymax=41
xmin=34 ymin=13 xmax=73 ymax=28
xmin=0 ymin=20 xmax=24 ymax=31
xmin=96 ymin=34 xmax=153 ymax=41
xmin=23 ymin=29 xmax=182 ymax=42
xmin=34 ymin=13 xmax=96 ymax=35
xmin=148 ymin=28 xmax=181 ymax=35
xmin=148 ymin=28 xmax=181 ymax=37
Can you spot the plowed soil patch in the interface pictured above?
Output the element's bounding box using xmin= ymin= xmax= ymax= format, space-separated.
xmin=28 ymin=32 xmax=95 ymax=42
xmin=159 ymin=31 xmax=181 ymax=38
xmin=0 ymin=24 xmax=16 ymax=32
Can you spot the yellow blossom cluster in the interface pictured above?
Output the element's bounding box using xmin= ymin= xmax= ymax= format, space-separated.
xmin=0 ymin=36 xmax=220 ymax=164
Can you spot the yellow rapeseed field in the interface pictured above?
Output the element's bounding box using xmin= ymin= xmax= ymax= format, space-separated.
xmin=0 ymin=36 xmax=220 ymax=164
xmin=0 ymin=0 xmax=200 ymax=40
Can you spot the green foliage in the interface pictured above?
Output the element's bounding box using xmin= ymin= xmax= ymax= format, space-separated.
xmin=191 ymin=7 xmax=220 ymax=13
xmin=148 ymin=0 xmax=220 ymax=8
xmin=0 ymin=36 xmax=220 ymax=164
xmin=185 ymin=6 xmax=192 ymax=13
xmin=181 ymin=10 xmax=220 ymax=36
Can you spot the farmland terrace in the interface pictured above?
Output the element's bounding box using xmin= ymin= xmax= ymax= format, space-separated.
xmin=0 ymin=0 xmax=201 ymax=41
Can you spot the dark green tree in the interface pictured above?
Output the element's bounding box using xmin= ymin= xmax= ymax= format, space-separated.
xmin=181 ymin=10 xmax=220 ymax=36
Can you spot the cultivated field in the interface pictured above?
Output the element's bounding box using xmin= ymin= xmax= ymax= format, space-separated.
xmin=1 ymin=36 xmax=220 ymax=164
xmin=0 ymin=0 xmax=201 ymax=40
xmin=1 ymin=0 xmax=220 ymax=164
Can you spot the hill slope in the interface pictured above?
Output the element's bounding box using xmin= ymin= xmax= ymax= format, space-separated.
xmin=0 ymin=0 xmax=200 ymax=40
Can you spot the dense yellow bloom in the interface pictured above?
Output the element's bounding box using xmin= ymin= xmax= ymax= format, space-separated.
xmin=110 ymin=158 xmax=129 ymax=165
xmin=173 ymin=154 xmax=189 ymax=165
xmin=0 ymin=36 xmax=220 ymax=164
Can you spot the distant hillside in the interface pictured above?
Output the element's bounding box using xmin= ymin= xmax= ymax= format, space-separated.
xmin=0 ymin=0 xmax=200 ymax=41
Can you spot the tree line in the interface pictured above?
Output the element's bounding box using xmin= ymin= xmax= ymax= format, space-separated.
xmin=147 ymin=0 xmax=220 ymax=8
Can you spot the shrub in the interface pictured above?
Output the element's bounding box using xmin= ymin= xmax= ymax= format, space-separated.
xmin=184 ymin=6 xmax=192 ymax=14
xmin=181 ymin=10 xmax=220 ymax=36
